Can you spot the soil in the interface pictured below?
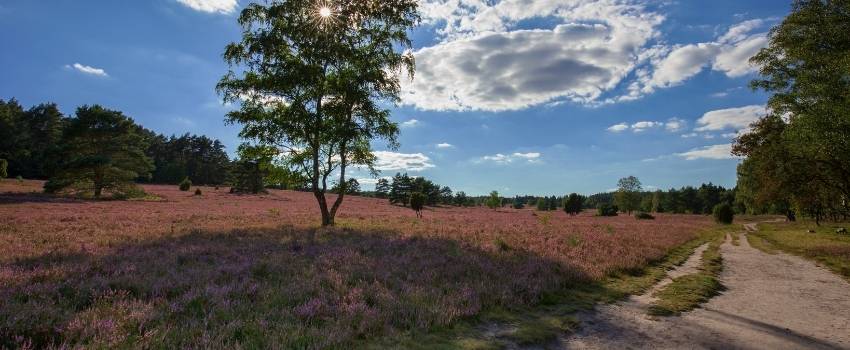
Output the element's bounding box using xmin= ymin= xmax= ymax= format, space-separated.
xmin=562 ymin=224 xmax=850 ymax=349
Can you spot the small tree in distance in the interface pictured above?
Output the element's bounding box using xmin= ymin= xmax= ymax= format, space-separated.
xmin=713 ymin=203 xmax=734 ymax=224
xmin=614 ymin=176 xmax=643 ymax=215
xmin=409 ymin=192 xmax=425 ymax=218
xmin=564 ymin=193 xmax=585 ymax=215
xmin=486 ymin=191 xmax=502 ymax=210
xmin=0 ymin=159 xmax=7 ymax=179
xmin=375 ymin=178 xmax=390 ymax=198
xmin=179 ymin=177 xmax=192 ymax=191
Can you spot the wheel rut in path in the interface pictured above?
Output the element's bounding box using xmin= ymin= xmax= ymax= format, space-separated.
xmin=561 ymin=225 xmax=850 ymax=350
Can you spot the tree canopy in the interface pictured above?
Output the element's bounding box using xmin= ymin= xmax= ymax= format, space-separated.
xmin=218 ymin=0 xmax=419 ymax=226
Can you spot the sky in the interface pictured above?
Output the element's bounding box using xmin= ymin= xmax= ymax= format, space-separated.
xmin=0 ymin=0 xmax=790 ymax=196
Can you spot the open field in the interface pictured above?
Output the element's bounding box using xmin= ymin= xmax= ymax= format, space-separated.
xmin=0 ymin=180 xmax=713 ymax=348
xmin=748 ymin=221 xmax=850 ymax=280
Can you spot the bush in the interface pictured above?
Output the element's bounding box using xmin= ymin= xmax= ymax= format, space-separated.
xmin=16 ymin=175 xmax=23 ymax=183
xmin=409 ymin=192 xmax=425 ymax=218
xmin=597 ymin=204 xmax=619 ymax=217
xmin=194 ymin=188 xmax=202 ymax=196
xmin=713 ymin=203 xmax=734 ymax=224
xmin=0 ymin=158 xmax=7 ymax=178
xmin=179 ymin=177 xmax=192 ymax=191
xmin=635 ymin=212 xmax=655 ymax=220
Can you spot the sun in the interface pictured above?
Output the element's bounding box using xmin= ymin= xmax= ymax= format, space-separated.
xmin=319 ymin=6 xmax=332 ymax=18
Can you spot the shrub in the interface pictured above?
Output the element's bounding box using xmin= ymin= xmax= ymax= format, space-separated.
xmin=0 ymin=158 xmax=7 ymax=179
xmin=179 ymin=177 xmax=192 ymax=191
xmin=713 ymin=203 xmax=734 ymax=224
xmin=409 ymin=192 xmax=425 ymax=218
xmin=635 ymin=212 xmax=655 ymax=220
xmin=194 ymin=188 xmax=202 ymax=196
xmin=16 ymin=175 xmax=23 ymax=183
xmin=597 ymin=204 xmax=618 ymax=217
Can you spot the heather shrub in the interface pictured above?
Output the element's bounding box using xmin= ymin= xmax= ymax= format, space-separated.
xmin=597 ymin=204 xmax=618 ymax=217
xmin=409 ymin=192 xmax=425 ymax=218
xmin=0 ymin=158 xmax=7 ymax=179
xmin=713 ymin=203 xmax=734 ymax=224
xmin=194 ymin=188 xmax=202 ymax=196
xmin=179 ymin=177 xmax=192 ymax=191
xmin=635 ymin=212 xmax=655 ymax=220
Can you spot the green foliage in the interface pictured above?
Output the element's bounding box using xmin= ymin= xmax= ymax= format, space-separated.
xmin=0 ymin=158 xmax=7 ymax=179
xmin=597 ymin=204 xmax=618 ymax=217
xmin=375 ymin=178 xmax=390 ymax=198
xmin=735 ymin=0 xmax=850 ymax=223
xmin=44 ymin=105 xmax=153 ymax=199
xmin=230 ymin=160 xmax=266 ymax=194
xmin=635 ymin=212 xmax=655 ymax=220
xmin=486 ymin=191 xmax=502 ymax=210
xmin=409 ymin=192 xmax=425 ymax=218
xmin=144 ymin=133 xmax=231 ymax=185
xmin=217 ymin=0 xmax=419 ymax=226
xmin=179 ymin=177 xmax=192 ymax=191
xmin=0 ymin=100 xmax=65 ymax=180
xmin=712 ymin=203 xmax=734 ymax=224
xmin=563 ymin=193 xmax=585 ymax=215
xmin=331 ymin=178 xmax=360 ymax=195
xmin=614 ymin=176 xmax=642 ymax=215
xmin=512 ymin=196 xmax=524 ymax=209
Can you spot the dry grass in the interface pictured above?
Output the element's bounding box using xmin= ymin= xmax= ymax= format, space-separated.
xmin=749 ymin=221 xmax=850 ymax=280
xmin=0 ymin=181 xmax=713 ymax=348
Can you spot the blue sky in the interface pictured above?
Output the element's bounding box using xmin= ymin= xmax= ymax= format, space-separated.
xmin=0 ymin=0 xmax=789 ymax=196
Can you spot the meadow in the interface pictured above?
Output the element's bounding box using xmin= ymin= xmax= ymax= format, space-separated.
xmin=0 ymin=181 xmax=712 ymax=348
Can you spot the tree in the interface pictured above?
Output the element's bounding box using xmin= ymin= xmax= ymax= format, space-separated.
xmin=454 ymin=191 xmax=470 ymax=207
xmin=486 ymin=191 xmax=502 ymax=210
xmin=179 ymin=177 xmax=192 ymax=191
xmin=713 ymin=203 xmax=734 ymax=224
xmin=739 ymin=0 xmax=850 ymax=221
xmin=536 ymin=197 xmax=548 ymax=211
xmin=389 ymin=173 xmax=413 ymax=206
xmin=375 ymin=178 xmax=390 ymax=198
xmin=0 ymin=159 xmax=7 ymax=179
xmin=614 ymin=176 xmax=642 ymax=215
xmin=563 ymin=193 xmax=585 ymax=215
xmin=512 ymin=196 xmax=525 ymax=209
xmin=439 ymin=186 xmax=453 ymax=205
xmin=218 ymin=0 xmax=419 ymax=226
xmin=409 ymin=192 xmax=425 ymax=218
xmin=44 ymin=105 xmax=153 ymax=199
xmin=332 ymin=178 xmax=360 ymax=195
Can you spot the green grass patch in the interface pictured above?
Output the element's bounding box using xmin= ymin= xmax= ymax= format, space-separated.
xmin=648 ymin=227 xmax=728 ymax=316
xmin=749 ymin=221 xmax=850 ymax=280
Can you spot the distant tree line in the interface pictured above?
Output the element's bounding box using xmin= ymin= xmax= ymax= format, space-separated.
xmin=0 ymin=99 xmax=241 ymax=198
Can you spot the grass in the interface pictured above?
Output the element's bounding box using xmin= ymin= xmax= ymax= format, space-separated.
xmin=366 ymin=225 xmax=726 ymax=348
xmin=748 ymin=221 xmax=850 ymax=280
xmin=648 ymin=227 xmax=729 ymax=316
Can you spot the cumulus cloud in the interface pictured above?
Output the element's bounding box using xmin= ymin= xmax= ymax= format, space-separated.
xmin=403 ymin=0 xmax=663 ymax=111
xmin=175 ymin=0 xmax=238 ymax=14
xmin=665 ymin=118 xmax=686 ymax=132
xmin=638 ymin=19 xmax=770 ymax=94
xmin=478 ymin=152 xmax=542 ymax=164
xmin=65 ymin=63 xmax=108 ymax=77
xmin=631 ymin=121 xmax=662 ymax=132
xmin=400 ymin=119 xmax=420 ymax=128
xmin=372 ymin=151 xmax=435 ymax=171
xmin=403 ymin=0 xmax=771 ymax=111
xmin=436 ymin=143 xmax=454 ymax=149
xmin=694 ymin=105 xmax=764 ymax=131
xmin=676 ymin=144 xmax=739 ymax=160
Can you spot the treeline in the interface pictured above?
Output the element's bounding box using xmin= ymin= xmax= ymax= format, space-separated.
xmin=731 ymin=1 xmax=850 ymax=224
xmin=586 ymin=183 xmax=736 ymax=214
xmin=0 ymin=99 xmax=236 ymax=198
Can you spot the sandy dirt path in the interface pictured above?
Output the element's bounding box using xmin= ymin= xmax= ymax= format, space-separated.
xmin=562 ymin=224 xmax=850 ymax=350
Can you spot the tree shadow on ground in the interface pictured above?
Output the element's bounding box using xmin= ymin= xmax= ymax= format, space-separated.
xmin=0 ymin=224 xmax=592 ymax=349
xmin=0 ymin=192 xmax=89 ymax=205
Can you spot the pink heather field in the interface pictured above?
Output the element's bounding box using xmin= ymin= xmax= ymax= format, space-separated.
xmin=0 ymin=180 xmax=712 ymax=348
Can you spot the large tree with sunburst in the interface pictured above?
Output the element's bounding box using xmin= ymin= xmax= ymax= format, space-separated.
xmin=218 ymin=0 xmax=419 ymax=226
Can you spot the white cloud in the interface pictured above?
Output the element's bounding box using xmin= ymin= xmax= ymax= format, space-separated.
xmin=172 ymin=117 xmax=195 ymax=126
xmin=66 ymin=63 xmax=108 ymax=77
xmin=676 ymin=144 xmax=739 ymax=160
xmin=355 ymin=177 xmax=390 ymax=185
xmin=479 ymin=152 xmax=542 ymax=164
xmin=665 ymin=118 xmax=686 ymax=132
xmin=607 ymin=123 xmax=629 ymax=133
xmin=403 ymin=0 xmax=664 ymax=111
xmin=175 ymin=0 xmax=238 ymax=14
xmin=639 ymin=19 xmax=769 ymax=94
xmin=400 ymin=119 xmax=420 ymax=128
xmin=631 ymin=121 xmax=662 ymax=132
xmin=436 ymin=143 xmax=454 ymax=149
xmin=694 ymin=105 xmax=764 ymax=131
xmin=608 ymin=118 xmax=684 ymax=133
xmin=372 ymin=151 xmax=435 ymax=171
